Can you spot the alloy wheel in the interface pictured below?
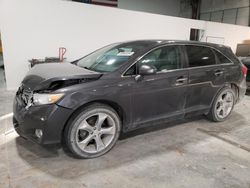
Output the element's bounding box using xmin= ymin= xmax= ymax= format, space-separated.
xmin=215 ymin=91 xmax=234 ymax=119
xmin=75 ymin=112 xmax=116 ymax=153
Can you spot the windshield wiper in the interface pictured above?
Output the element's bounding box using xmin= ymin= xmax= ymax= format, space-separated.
xmin=83 ymin=66 xmax=100 ymax=73
xmin=83 ymin=66 xmax=90 ymax=70
xmin=70 ymin=59 xmax=79 ymax=65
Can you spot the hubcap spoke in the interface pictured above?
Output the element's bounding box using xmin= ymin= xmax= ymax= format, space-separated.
xmin=218 ymin=98 xmax=224 ymax=103
xmin=95 ymin=135 xmax=105 ymax=151
xmin=226 ymin=101 xmax=233 ymax=105
xmin=78 ymin=134 xmax=95 ymax=149
xmin=224 ymin=105 xmax=231 ymax=115
xmin=225 ymin=93 xmax=232 ymax=102
xmin=79 ymin=120 xmax=94 ymax=132
xmin=221 ymin=107 xmax=226 ymax=117
xmin=217 ymin=106 xmax=223 ymax=114
xmin=95 ymin=113 xmax=108 ymax=130
xmin=100 ymin=126 xmax=115 ymax=135
xmin=216 ymin=91 xmax=234 ymax=119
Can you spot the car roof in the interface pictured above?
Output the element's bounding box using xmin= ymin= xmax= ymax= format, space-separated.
xmin=119 ymin=39 xmax=230 ymax=51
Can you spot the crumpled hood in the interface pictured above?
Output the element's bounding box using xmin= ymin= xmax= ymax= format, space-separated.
xmin=22 ymin=63 xmax=102 ymax=91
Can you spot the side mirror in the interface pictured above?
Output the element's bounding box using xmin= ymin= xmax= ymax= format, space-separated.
xmin=139 ymin=64 xmax=157 ymax=76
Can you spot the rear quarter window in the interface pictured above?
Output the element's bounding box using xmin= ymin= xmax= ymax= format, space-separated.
xmin=215 ymin=51 xmax=232 ymax=64
xmin=186 ymin=45 xmax=216 ymax=67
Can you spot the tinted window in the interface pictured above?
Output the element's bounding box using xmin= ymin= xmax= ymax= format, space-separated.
xmin=215 ymin=51 xmax=232 ymax=64
xmin=124 ymin=64 xmax=136 ymax=76
xmin=138 ymin=46 xmax=181 ymax=72
xmin=186 ymin=45 xmax=216 ymax=67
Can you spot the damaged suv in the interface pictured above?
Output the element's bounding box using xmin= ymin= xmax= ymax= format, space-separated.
xmin=13 ymin=40 xmax=248 ymax=158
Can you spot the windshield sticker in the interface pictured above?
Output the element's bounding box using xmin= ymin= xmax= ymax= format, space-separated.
xmin=117 ymin=52 xmax=134 ymax=56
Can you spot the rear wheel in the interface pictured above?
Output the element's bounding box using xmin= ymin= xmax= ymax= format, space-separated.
xmin=207 ymin=87 xmax=235 ymax=122
xmin=64 ymin=104 xmax=121 ymax=159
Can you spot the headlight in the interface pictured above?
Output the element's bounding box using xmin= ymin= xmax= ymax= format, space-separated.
xmin=33 ymin=93 xmax=64 ymax=105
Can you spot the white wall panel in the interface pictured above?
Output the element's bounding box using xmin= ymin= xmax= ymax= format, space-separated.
xmin=0 ymin=0 xmax=250 ymax=90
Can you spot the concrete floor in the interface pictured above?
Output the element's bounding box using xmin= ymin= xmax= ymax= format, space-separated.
xmin=0 ymin=89 xmax=15 ymax=116
xmin=0 ymin=54 xmax=6 ymax=89
xmin=0 ymin=90 xmax=250 ymax=188
xmin=0 ymin=68 xmax=6 ymax=89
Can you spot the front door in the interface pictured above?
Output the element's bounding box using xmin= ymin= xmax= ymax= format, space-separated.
xmin=130 ymin=45 xmax=188 ymax=128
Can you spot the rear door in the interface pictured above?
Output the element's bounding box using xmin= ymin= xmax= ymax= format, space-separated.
xmin=184 ymin=45 xmax=226 ymax=113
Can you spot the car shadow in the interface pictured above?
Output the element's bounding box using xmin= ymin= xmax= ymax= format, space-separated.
xmin=12 ymin=112 xmax=247 ymax=180
xmin=119 ymin=116 xmax=203 ymax=140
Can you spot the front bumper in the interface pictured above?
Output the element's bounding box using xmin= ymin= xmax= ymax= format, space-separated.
xmin=13 ymin=95 xmax=73 ymax=144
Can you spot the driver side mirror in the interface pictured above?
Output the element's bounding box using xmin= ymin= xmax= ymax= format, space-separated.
xmin=138 ymin=64 xmax=157 ymax=76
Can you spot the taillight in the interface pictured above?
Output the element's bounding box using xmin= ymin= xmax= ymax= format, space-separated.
xmin=242 ymin=64 xmax=248 ymax=77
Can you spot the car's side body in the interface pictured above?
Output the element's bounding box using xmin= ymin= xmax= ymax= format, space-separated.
xmin=13 ymin=40 xmax=247 ymax=145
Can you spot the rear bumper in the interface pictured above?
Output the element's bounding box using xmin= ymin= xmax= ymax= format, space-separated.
xmin=13 ymin=96 xmax=73 ymax=144
xmin=237 ymin=79 xmax=247 ymax=103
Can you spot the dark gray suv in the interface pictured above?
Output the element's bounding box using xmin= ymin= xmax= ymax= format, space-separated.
xmin=13 ymin=40 xmax=248 ymax=158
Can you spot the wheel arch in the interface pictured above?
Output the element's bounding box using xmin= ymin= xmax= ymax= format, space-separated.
xmin=209 ymin=83 xmax=239 ymax=110
xmin=225 ymin=82 xmax=239 ymax=103
xmin=61 ymin=99 xmax=126 ymax=142
xmin=230 ymin=83 xmax=239 ymax=103
xmin=207 ymin=83 xmax=236 ymax=122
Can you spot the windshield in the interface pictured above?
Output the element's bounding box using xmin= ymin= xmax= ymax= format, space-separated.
xmin=76 ymin=43 xmax=147 ymax=72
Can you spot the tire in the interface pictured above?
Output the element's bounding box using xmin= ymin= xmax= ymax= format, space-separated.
xmin=207 ymin=87 xmax=235 ymax=122
xmin=64 ymin=103 xmax=121 ymax=159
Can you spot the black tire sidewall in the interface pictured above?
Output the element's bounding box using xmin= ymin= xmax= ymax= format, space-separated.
xmin=65 ymin=105 xmax=121 ymax=159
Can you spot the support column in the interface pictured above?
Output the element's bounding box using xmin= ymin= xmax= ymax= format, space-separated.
xmin=190 ymin=0 xmax=201 ymax=19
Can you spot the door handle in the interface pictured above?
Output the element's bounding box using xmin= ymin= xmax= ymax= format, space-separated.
xmin=214 ymin=70 xmax=224 ymax=76
xmin=175 ymin=77 xmax=188 ymax=86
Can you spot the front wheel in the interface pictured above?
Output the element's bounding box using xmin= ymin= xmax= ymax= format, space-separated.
xmin=64 ymin=104 xmax=121 ymax=159
xmin=207 ymin=87 xmax=235 ymax=122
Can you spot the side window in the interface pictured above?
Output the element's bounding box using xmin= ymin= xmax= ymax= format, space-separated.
xmin=124 ymin=64 xmax=136 ymax=76
xmin=137 ymin=46 xmax=182 ymax=72
xmin=186 ymin=45 xmax=216 ymax=67
xmin=215 ymin=51 xmax=232 ymax=64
